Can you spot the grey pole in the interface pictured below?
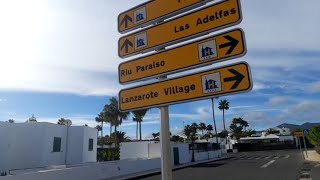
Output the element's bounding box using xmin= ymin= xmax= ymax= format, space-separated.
xmin=159 ymin=75 xmax=172 ymax=180
xmin=211 ymin=98 xmax=221 ymax=156
xmin=302 ymin=135 xmax=308 ymax=158
xmin=298 ymin=137 xmax=304 ymax=160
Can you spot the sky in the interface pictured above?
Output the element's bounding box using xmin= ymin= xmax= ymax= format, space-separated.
xmin=0 ymin=0 xmax=319 ymax=139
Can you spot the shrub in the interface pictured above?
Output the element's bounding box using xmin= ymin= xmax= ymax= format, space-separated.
xmin=307 ymin=125 xmax=320 ymax=154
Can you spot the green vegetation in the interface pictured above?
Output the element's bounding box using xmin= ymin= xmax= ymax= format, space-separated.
xmin=229 ymin=117 xmax=249 ymax=139
xmin=97 ymin=148 xmax=119 ymax=161
xmin=307 ymin=125 xmax=320 ymax=154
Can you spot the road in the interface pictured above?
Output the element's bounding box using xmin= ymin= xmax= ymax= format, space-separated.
xmin=135 ymin=150 xmax=304 ymax=180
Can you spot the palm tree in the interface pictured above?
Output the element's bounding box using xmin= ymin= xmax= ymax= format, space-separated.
xmin=7 ymin=119 xmax=15 ymax=123
xmin=199 ymin=122 xmax=207 ymax=135
xmin=95 ymin=125 xmax=102 ymax=137
xmin=206 ymin=124 xmax=213 ymax=133
xmin=184 ymin=125 xmax=192 ymax=139
xmin=26 ymin=114 xmax=37 ymax=123
xmin=191 ymin=123 xmax=199 ymax=134
xmin=95 ymin=112 xmax=105 ymax=137
xmin=132 ymin=109 xmax=149 ymax=141
xmin=133 ymin=117 xmax=139 ymax=140
xmin=57 ymin=118 xmax=71 ymax=126
xmin=104 ymin=97 xmax=129 ymax=148
xmin=110 ymin=131 xmax=130 ymax=144
xmin=218 ymin=99 xmax=229 ymax=138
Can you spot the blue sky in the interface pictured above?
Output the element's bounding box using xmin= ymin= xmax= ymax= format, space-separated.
xmin=0 ymin=0 xmax=320 ymax=139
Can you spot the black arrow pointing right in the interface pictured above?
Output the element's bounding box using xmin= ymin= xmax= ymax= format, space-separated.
xmin=120 ymin=15 xmax=133 ymax=28
xmin=121 ymin=39 xmax=133 ymax=53
xmin=219 ymin=35 xmax=239 ymax=55
xmin=223 ymin=69 xmax=245 ymax=89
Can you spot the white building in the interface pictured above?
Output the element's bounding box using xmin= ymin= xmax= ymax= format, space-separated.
xmin=272 ymin=127 xmax=291 ymax=136
xmin=0 ymin=122 xmax=97 ymax=174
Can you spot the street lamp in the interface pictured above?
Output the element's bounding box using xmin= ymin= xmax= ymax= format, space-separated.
xmin=191 ymin=132 xmax=195 ymax=162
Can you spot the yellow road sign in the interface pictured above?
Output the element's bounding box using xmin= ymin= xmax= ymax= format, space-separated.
xmin=118 ymin=0 xmax=242 ymax=58
xmin=119 ymin=28 xmax=246 ymax=84
xmin=294 ymin=132 xmax=303 ymax=137
xmin=118 ymin=0 xmax=213 ymax=34
xmin=119 ymin=62 xmax=252 ymax=112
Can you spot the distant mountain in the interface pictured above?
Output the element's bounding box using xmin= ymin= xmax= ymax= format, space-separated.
xmin=276 ymin=122 xmax=320 ymax=132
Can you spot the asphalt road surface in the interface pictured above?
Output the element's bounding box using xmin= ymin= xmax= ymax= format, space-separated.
xmin=136 ymin=150 xmax=304 ymax=180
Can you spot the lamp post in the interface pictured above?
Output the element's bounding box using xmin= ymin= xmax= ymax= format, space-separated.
xmin=191 ymin=132 xmax=195 ymax=162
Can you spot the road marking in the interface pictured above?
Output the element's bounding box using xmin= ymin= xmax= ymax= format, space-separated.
xmin=274 ymin=156 xmax=280 ymax=159
xmin=284 ymin=155 xmax=290 ymax=159
xmin=255 ymin=157 xmax=261 ymax=159
xmin=315 ymin=164 xmax=320 ymax=168
xmin=264 ymin=156 xmax=271 ymax=159
xmin=261 ymin=160 xmax=275 ymax=168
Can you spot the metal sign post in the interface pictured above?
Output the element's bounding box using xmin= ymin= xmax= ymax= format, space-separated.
xmin=302 ymin=135 xmax=308 ymax=158
xmin=159 ymin=76 xmax=172 ymax=180
xmin=298 ymin=137 xmax=304 ymax=160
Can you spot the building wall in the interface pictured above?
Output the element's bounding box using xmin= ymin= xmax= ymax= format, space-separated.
xmin=0 ymin=122 xmax=97 ymax=173
xmin=43 ymin=124 xmax=67 ymax=166
xmin=66 ymin=127 xmax=84 ymax=165
xmin=120 ymin=142 xmax=151 ymax=159
xmin=82 ymin=127 xmax=97 ymax=163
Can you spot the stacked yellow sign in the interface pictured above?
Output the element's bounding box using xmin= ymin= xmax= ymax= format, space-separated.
xmin=118 ymin=0 xmax=252 ymax=112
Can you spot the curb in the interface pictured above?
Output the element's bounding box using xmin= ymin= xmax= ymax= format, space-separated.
xmin=113 ymin=156 xmax=230 ymax=180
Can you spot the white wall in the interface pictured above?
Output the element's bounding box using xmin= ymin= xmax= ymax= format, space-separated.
xmin=0 ymin=159 xmax=161 ymax=180
xmin=279 ymin=135 xmax=294 ymax=142
xmin=0 ymin=122 xmax=97 ymax=173
xmin=82 ymin=127 xmax=97 ymax=163
xmin=120 ymin=142 xmax=152 ymax=159
xmin=66 ymin=127 xmax=84 ymax=165
xmin=43 ymin=124 xmax=67 ymax=166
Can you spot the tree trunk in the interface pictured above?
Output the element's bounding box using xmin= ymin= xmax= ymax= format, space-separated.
xmin=114 ymin=125 xmax=117 ymax=148
xmin=223 ymin=109 xmax=226 ymax=136
xmin=139 ymin=121 xmax=142 ymax=141
xmin=101 ymin=121 xmax=104 ymax=137
xmin=136 ymin=121 xmax=138 ymax=140
xmin=101 ymin=122 xmax=104 ymax=148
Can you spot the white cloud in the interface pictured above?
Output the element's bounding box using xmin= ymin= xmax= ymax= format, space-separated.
xmin=307 ymin=81 xmax=320 ymax=93
xmin=267 ymin=97 xmax=288 ymax=106
xmin=0 ymin=0 xmax=319 ymax=96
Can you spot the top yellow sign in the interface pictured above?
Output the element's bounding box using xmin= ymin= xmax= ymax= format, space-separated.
xmin=118 ymin=0 xmax=213 ymax=34
xmin=118 ymin=0 xmax=242 ymax=58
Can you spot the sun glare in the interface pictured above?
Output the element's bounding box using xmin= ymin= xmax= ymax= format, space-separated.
xmin=0 ymin=0 xmax=52 ymax=88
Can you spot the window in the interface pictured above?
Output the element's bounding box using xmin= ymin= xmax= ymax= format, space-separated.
xmin=53 ymin=137 xmax=62 ymax=152
xmin=88 ymin=138 xmax=94 ymax=151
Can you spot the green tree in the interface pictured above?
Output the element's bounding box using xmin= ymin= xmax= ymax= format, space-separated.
xmin=26 ymin=114 xmax=37 ymax=123
xmin=7 ymin=119 xmax=15 ymax=123
xmin=132 ymin=109 xmax=149 ymax=141
xmin=95 ymin=112 xmax=106 ymax=137
xmin=95 ymin=125 xmax=102 ymax=137
xmin=218 ymin=99 xmax=229 ymax=138
xmin=171 ymin=135 xmax=184 ymax=142
xmin=104 ymin=97 xmax=129 ymax=148
xmin=307 ymin=126 xmax=320 ymax=154
xmin=206 ymin=124 xmax=213 ymax=133
xmin=57 ymin=118 xmax=71 ymax=126
xmin=184 ymin=125 xmax=192 ymax=139
xmin=152 ymin=132 xmax=160 ymax=141
xmin=110 ymin=131 xmax=130 ymax=144
xmin=229 ymin=117 xmax=249 ymax=139
xmin=243 ymin=129 xmax=256 ymax=137
xmin=266 ymin=128 xmax=280 ymax=135
xmin=199 ymin=122 xmax=207 ymax=135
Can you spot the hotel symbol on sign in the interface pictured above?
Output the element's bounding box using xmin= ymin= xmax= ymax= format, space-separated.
xmin=201 ymin=72 xmax=222 ymax=94
xmin=135 ymin=32 xmax=147 ymax=49
xmin=134 ymin=7 xmax=146 ymax=24
xmin=198 ymin=40 xmax=217 ymax=61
